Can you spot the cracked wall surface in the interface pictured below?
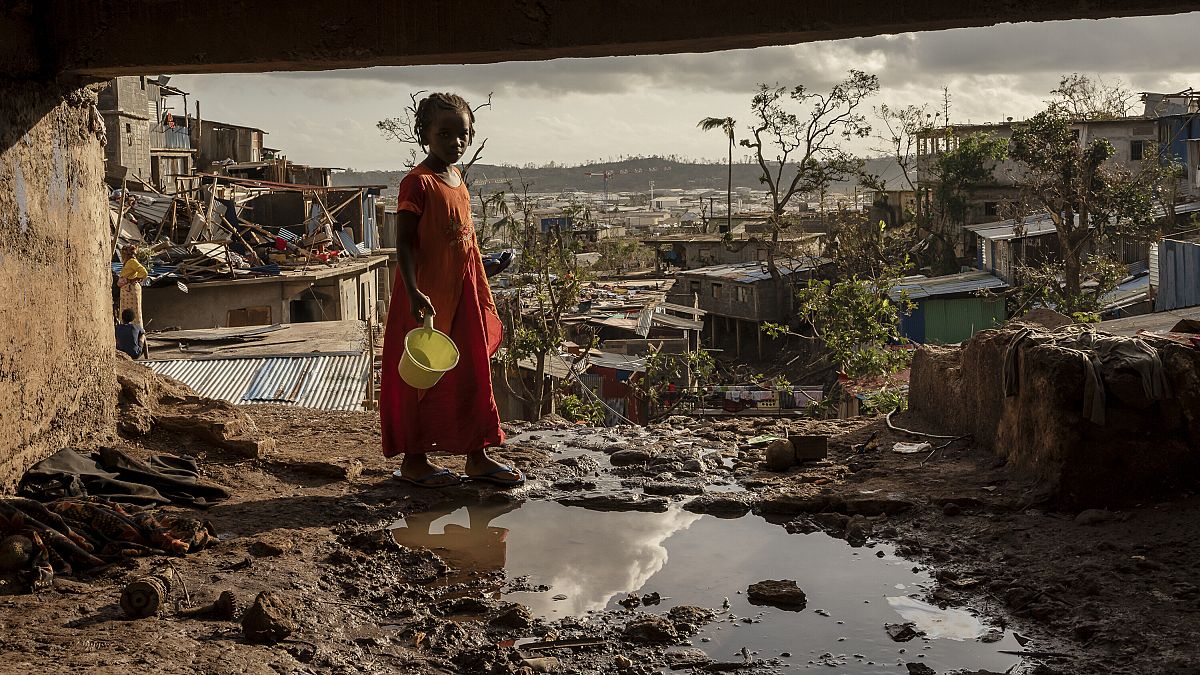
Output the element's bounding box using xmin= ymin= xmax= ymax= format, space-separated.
xmin=0 ymin=79 xmax=115 ymax=490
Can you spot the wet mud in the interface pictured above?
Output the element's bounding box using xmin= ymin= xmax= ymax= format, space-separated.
xmin=1 ymin=406 xmax=1197 ymax=674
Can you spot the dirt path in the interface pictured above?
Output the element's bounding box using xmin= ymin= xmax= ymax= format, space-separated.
xmin=0 ymin=405 xmax=1196 ymax=674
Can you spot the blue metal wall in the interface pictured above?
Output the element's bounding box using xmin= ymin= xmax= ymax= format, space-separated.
xmin=1155 ymin=239 xmax=1200 ymax=311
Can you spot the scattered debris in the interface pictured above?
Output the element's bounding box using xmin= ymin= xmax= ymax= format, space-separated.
xmin=121 ymin=575 xmax=172 ymax=619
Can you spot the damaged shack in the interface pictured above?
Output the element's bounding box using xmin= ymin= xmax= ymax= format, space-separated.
xmin=111 ymin=172 xmax=388 ymax=330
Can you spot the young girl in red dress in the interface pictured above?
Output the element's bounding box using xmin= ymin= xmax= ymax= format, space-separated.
xmin=380 ymin=93 xmax=524 ymax=488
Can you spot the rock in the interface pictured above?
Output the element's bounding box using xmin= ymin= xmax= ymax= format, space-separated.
xmin=436 ymin=597 xmax=496 ymax=615
xmin=756 ymin=493 xmax=842 ymax=515
xmin=286 ymin=458 xmax=363 ymax=481
xmin=683 ymin=493 xmax=755 ymax=516
xmin=942 ymin=502 xmax=962 ymax=517
xmin=844 ymin=496 xmax=914 ymax=516
xmin=905 ymin=664 xmax=937 ymax=675
xmin=622 ymin=614 xmax=679 ymax=643
xmin=643 ymin=482 xmax=704 ymax=496
xmin=241 ymin=591 xmax=296 ymax=644
xmin=1074 ymin=509 xmax=1113 ymax=525
xmin=0 ymin=536 xmax=34 ymax=571
xmin=249 ymin=537 xmax=293 ymax=557
xmin=845 ymin=515 xmax=871 ymax=546
xmin=610 ymin=449 xmax=652 ymax=466
xmin=765 ymin=439 xmax=795 ymax=472
xmin=618 ymin=593 xmax=641 ymax=609
xmin=812 ymin=512 xmax=849 ymax=534
xmin=641 ymin=592 xmax=662 ymax=606
xmin=557 ymin=494 xmax=669 ymax=512
xmin=665 ymin=647 xmax=711 ymax=668
xmin=747 ymin=580 xmax=807 ymax=610
xmin=614 ymin=655 xmax=634 ymax=669
xmin=490 ymin=603 xmax=532 ymax=629
xmin=668 ymin=605 xmax=714 ymax=627
xmin=518 ymin=656 xmax=560 ymax=672
xmin=885 ymin=622 xmax=923 ymax=642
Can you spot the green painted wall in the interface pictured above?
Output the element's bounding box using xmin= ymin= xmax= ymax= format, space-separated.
xmin=923 ymin=297 xmax=1006 ymax=344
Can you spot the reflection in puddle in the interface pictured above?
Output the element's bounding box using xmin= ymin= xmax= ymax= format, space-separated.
xmin=392 ymin=501 xmax=1021 ymax=673
xmin=887 ymin=596 xmax=990 ymax=640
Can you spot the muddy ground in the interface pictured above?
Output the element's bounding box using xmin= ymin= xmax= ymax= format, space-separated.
xmin=1 ymin=402 xmax=1197 ymax=675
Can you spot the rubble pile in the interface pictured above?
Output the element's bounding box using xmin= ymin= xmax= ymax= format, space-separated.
xmin=109 ymin=178 xmax=376 ymax=287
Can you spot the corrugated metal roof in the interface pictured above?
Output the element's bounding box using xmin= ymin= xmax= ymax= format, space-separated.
xmin=965 ymin=202 xmax=1200 ymax=242
xmin=146 ymin=354 xmax=369 ymax=411
xmin=680 ymin=257 xmax=832 ymax=283
xmin=889 ymin=271 xmax=1008 ymax=300
xmin=965 ymin=214 xmax=1070 ymax=241
xmin=1100 ymin=274 xmax=1151 ymax=312
xmin=128 ymin=192 xmax=174 ymax=224
xmin=588 ymin=351 xmax=647 ymax=373
xmin=651 ymin=311 xmax=704 ymax=331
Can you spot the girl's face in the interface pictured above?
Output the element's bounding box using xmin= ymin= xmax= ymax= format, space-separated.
xmin=425 ymin=109 xmax=472 ymax=167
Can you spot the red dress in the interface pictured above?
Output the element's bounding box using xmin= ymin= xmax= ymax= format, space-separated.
xmin=380 ymin=164 xmax=505 ymax=457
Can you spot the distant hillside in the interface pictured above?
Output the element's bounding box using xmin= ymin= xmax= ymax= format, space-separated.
xmin=335 ymin=156 xmax=904 ymax=197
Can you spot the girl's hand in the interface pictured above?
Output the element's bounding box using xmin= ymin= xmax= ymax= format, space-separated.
xmin=409 ymin=289 xmax=435 ymax=322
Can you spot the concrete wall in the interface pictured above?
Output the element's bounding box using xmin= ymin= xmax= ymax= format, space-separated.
xmin=143 ymin=281 xmax=293 ymax=330
xmin=0 ymin=79 xmax=115 ymax=489
xmin=9 ymin=1 xmax=1195 ymax=78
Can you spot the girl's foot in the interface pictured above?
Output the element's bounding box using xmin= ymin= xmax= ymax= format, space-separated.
xmin=398 ymin=454 xmax=461 ymax=488
xmin=464 ymin=450 xmax=524 ymax=487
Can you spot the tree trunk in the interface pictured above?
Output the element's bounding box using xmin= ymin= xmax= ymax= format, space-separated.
xmin=534 ymin=351 xmax=547 ymax=417
xmin=726 ymin=136 xmax=733 ymax=233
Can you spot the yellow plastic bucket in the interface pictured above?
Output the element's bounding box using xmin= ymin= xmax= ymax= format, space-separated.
xmin=398 ymin=315 xmax=460 ymax=389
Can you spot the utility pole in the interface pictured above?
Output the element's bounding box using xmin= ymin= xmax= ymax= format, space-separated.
xmin=649 ymin=180 xmax=655 ymax=206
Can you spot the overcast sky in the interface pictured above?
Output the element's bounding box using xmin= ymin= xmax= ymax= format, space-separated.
xmin=170 ymin=12 xmax=1200 ymax=171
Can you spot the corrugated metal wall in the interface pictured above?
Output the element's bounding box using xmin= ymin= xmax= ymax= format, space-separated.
xmin=147 ymin=354 xmax=369 ymax=411
xmin=922 ymin=298 xmax=1006 ymax=345
xmin=1155 ymin=239 xmax=1200 ymax=311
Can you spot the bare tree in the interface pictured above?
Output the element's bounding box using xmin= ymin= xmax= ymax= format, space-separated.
xmin=739 ymin=71 xmax=879 ymax=279
xmin=377 ymin=91 xmax=494 ymax=185
xmin=1048 ymin=73 xmax=1135 ymax=120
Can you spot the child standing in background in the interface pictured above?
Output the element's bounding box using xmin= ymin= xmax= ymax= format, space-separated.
xmin=379 ymin=93 xmax=524 ymax=489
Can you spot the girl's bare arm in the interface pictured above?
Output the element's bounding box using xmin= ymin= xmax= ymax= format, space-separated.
xmin=396 ymin=211 xmax=435 ymax=320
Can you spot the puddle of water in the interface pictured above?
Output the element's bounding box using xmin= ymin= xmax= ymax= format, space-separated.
xmin=390 ymin=501 xmax=1022 ymax=673
xmin=887 ymin=596 xmax=989 ymax=641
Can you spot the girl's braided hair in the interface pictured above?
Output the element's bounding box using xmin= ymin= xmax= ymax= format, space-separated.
xmin=413 ymin=93 xmax=475 ymax=149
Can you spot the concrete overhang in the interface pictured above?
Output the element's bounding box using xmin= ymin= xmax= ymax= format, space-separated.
xmin=7 ymin=1 xmax=1200 ymax=78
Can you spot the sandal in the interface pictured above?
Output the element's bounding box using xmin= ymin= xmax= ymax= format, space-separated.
xmin=465 ymin=465 xmax=525 ymax=488
xmin=391 ymin=467 xmax=462 ymax=488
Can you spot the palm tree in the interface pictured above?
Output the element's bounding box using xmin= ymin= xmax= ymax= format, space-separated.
xmin=697 ymin=116 xmax=735 ymax=234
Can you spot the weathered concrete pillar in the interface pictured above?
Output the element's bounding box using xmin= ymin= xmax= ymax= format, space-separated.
xmin=0 ymin=78 xmax=115 ymax=489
